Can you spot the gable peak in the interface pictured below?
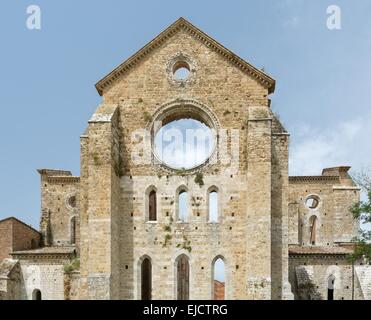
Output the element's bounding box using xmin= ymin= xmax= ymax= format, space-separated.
xmin=95 ymin=17 xmax=275 ymax=96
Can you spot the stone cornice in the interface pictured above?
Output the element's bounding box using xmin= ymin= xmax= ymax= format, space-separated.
xmin=11 ymin=251 xmax=75 ymax=260
xmin=247 ymin=117 xmax=273 ymax=122
xmin=289 ymin=254 xmax=349 ymax=259
xmin=95 ymin=17 xmax=275 ymax=96
xmin=289 ymin=176 xmax=339 ymax=184
xmin=46 ymin=176 xmax=80 ymax=184
xmin=11 ymin=247 xmax=76 ymax=260
xmin=11 ymin=253 xmax=73 ymax=260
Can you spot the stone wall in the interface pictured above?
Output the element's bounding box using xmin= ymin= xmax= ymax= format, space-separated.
xmin=288 ymin=169 xmax=359 ymax=247
xmin=289 ymin=255 xmax=364 ymax=300
xmin=3 ymin=19 xmax=358 ymax=301
xmin=18 ymin=258 xmax=69 ymax=300
xmin=78 ymin=20 xmax=293 ymax=300
xmin=38 ymin=170 xmax=80 ymax=249
xmin=64 ymin=271 xmax=81 ymax=300
xmin=0 ymin=219 xmax=12 ymax=261
xmin=0 ymin=259 xmax=22 ymax=300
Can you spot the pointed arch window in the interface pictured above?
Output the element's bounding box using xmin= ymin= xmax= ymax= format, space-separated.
xmin=176 ymin=186 xmax=188 ymax=222
xmin=327 ymin=274 xmax=335 ymax=300
xmin=145 ymin=187 xmax=157 ymax=222
xmin=141 ymin=257 xmax=152 ymax=300
xmin=208 ymin=187 xmax=219 ymax=222
xmin=176 ymin=254 xmax=190 ymax=300
xmin=149 ymin=190 xmax=157 ymax=221
xmin=32 ymin=289 xmax=42 ymax=300
xmin=212 ymin=256 xmax=226 ymax=300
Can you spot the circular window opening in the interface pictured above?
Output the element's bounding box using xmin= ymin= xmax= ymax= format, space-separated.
xmin=173 ymin=61 xmax=190 ymax=80
xmin=305 ymin=195 xmax=320 ymax=209
xmin=67 ymin=195 xmax=76 ymax=208
xmin=154 ymin=119 xmax=215 ymax=170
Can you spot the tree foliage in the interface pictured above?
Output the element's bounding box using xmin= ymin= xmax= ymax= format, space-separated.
xmin=349 ymin=169 xmax=371 ymax=262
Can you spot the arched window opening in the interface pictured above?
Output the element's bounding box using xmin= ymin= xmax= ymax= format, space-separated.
xmin=212 ymin=257 xmax=225 ymax=300
xmin=208 ymin=189 xmax=218 ymax=222
xmin=67 ymin=195 xmax=76 ymax=209
xmin=178 ymin=190 xmax=188 ymax=221
xmin=309 ymin=215 xmax=317 ymax=245
xmin=327 ymin=274 xmax=335 ymax=300
xmin=173 ymin=61 xmax=190 ymax=80
xmin=70 ymin=216 xmax=76 ymax=245
xmin=141 ymin=258 xmax=152 ymax=300
xmin=176 ymin=255 xmax=189 ymax=300
xmin=154 ymin=118 xmax=215 ymax=170
xmin=149 ymin=190 xmax=157 ymax=221
xmin=145 ymin=187 xmax=157 ymax=222
xmin=32 ymin=289 xmax=42 ymax=300
xmin=305 ymin=195 xmax=320 ymax=209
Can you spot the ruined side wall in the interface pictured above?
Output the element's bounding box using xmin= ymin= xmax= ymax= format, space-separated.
xmin=0 ymin=260 xmax=22 ymax=300
xmin=64 ymin=271 xmax=80 ymax=300
xmin=18 ymin=258 xmax=69 ymax=300
xmin=0 ymin=220 xmax=12 ymax=261
xmin=39 ymin=173 xmax=80 ymax=248
xmin=271 ymin=123 xmax=292 ymax=299
xmin=288 ymin=177 xmax=359 ymax=246
xmin=289 ymin=255 xmax=364 ymax=300
xmin=79 ymin=106 xmax=122 ymax=300
xmin=245 ymin=106 xmax=272 ymax=299
xmin=119 ymin=173 xmax=248 ymax=299
xmin=78 ymin=135 xmax=89 ymax=298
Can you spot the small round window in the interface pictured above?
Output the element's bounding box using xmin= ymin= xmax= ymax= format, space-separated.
xmin=305 ymin=195 xmax=320 ymax=209
xmin=172 ymin=61 xmax=190 ymax=80
xmin=67 ymin=195 xmax=76 ymax=209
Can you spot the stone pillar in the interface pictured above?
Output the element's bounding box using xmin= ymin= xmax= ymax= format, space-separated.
xmin=271 ymin=131 xmax=294 ymax=300
xmin=79 ymin=104 xmax=121 ymax=299
xmin=78 ymin=133 xmax=89 ymax=298
xmin=245 ymin=105 xmax=272 ymax=299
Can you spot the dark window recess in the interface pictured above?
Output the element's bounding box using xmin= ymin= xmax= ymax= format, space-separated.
xmin=328 ymin=289 xmax=334 ymax=300
xmin=177 ymin=255 xmax=190 ymax=300
xmin=309 ymin=215 xmax=317 ymax=245
xmin=68 ymin=196 xmax=76 ymax=208
xmin=149 ymin=190 xmax=157 ymax=221
xmin=70 ymin=216 xmax=76 ymax=245
xmin=32 ymin=289 xmax=42 ymax=300
xmin=141 ymin=258 xmax=152 ymax=300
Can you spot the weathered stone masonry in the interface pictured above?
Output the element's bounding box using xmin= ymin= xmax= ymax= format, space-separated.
xmin=1 ymin=18 xmax=370 ymax=300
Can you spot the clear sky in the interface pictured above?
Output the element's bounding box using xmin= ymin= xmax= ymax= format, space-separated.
xmin=1 ymin=0 xmax=371 ymax=232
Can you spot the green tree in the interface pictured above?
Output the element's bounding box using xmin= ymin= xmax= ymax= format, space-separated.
xmin=349 ymin=169 xmax=371 ymax=262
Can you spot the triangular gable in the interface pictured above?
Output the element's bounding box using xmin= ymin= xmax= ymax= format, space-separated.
xmin=95 ymin=17 xmax=275 ymax=96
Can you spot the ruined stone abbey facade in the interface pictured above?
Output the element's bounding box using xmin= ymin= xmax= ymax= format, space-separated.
xmin=1 ymin=18 xmax=370 ymax=300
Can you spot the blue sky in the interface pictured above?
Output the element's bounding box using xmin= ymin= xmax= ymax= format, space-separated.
xmin=154 ymin=119 xmax=214 ymax=169
xmin=1 ymin=0 xmax=371 ymax=231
